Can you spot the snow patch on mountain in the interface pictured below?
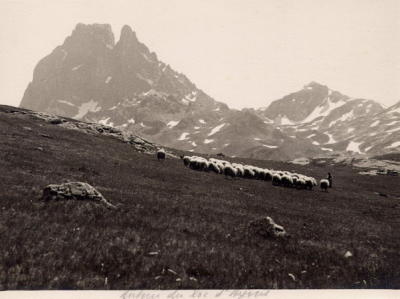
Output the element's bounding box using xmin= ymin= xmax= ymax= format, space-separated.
xmin=105 ymin=76 xmax=112 ymax=84
xmin=74 ymin=100 xmax=101 ymax=119
xmin=136 ymin=74 xmax=153 ymax=85
xmin=167 ymin=120 xmax=179 ymax=128
xmin=303 ymin=98 xmax=347 ymax=124
xmin=262 ymin=144 xmax=278 ymax=148
xmin=58 ymin=100 xmax=75 ymax=107
xmin=370 ymin=120 xmax=380 ymax=127
xmin=72 ymin=64 xmax=83 ymax=71
xmin=329 ymin=110 xmax=355 ymax=127
xmin=280 ymin=115 xmax=294 ymax=125
xmin=386 ymin=141 xmax=400 ymax=149
xmin=98 ymin=117 xmax=114 ymax=127
xmin=325 ymin=133 xmax=336 ymax=144
xmin=208 ymin=123 xmax=226 ymax=136
xmin=364 ymin=145 xmax=373 ymax=152
xmin=388 ymin=106 xmax=400 ymax=114
xmin=346 ymin=141 xmax=363 ymax=154
xmin=178 ymin=132 xmax=190 ymax=141
xmin=387 ymin=127 xmax=400 ymax=133
xmin=386 ymin=120 xmax=399 ymax=126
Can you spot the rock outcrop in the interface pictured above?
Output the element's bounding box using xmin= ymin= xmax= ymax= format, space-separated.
xmin=42 ymin=182 xmax=116 ymax=208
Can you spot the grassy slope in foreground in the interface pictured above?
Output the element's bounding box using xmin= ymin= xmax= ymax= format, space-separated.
xmin=0 ymin=105 xmax=399 ymax=289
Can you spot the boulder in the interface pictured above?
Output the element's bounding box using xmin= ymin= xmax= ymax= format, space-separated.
xmin=249 ymin=216 xmax=287 ymax=238
xmin=42 ymin=182 xmax=116 ymax=208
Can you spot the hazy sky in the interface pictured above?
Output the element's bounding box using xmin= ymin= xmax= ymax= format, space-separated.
xmin=0 ymin=0 xmax=399 ymax=109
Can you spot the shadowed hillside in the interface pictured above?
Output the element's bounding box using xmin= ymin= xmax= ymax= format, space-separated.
xmin=0 ymin=105 xmax=399 ymax=289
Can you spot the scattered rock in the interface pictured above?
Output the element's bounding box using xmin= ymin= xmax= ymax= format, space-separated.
xmin=40 ymin=133 xmax=52 ymax=139
xmin=344 ymin=251 xmax=353 ymax=258
xmin=23 ymin=126 xmax=32 ymax=131
xmin=375 ymin=192 xmax=388 ymax=198
xmin=42 ymin=182 xmax=116 ymax=208
xmin=49 ymin=118 xmax=63 ymax=125
xmin=167 ymin=268 xmax=178 ymax=276
xmin=249 ymin=216 xmax=287 ymax=238
xmin=35 ymin=147 xmax=44 ymax=151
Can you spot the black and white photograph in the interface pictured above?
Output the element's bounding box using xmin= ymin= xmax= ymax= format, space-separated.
xmin=0 ymin=0 xmax=399 ymax=296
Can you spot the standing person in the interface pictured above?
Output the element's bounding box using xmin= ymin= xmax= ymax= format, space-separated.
xmin=327 ymin=172 xmax=333 ymax=188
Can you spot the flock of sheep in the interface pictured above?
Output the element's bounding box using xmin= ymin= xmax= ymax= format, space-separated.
xmin=180 ymin=155 xmax=330 ymax=191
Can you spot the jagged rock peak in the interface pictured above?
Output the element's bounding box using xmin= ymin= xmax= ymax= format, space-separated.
xmin=68 ymin=23 xmax=115 ymax=47
xmin=119 ymin=24 xmax=139 ymax=43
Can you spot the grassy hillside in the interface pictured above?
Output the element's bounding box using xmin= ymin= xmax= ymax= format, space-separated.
xmin=0 ymin=105 xmax=399 ymax=289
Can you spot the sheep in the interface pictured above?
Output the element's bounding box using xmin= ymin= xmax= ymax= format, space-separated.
xmin=189 ymin=156 xmax=206 ymax=171
xmin=232 ymin=163 xmax=244 ymax=177
xmin=243 ymin=166 xmax=256 ymax=179
xmin=281 ymin=174 xmax=294 ymax=188
xmin=234 ymin=166 xmax=244 ymax=177
xmin=181 ymin=155 xmax=318 ymax=194
xmin=156 ymin=148 xmax=166 ymax=161
xmin=295 ymin=177 xmax=306 ymax=189
xmin=272 ymin=173 xmax=282 ymax=186
xmin=320 ymin=179 xmax=330 ymax=192
xmin=181 ymin=155 xmax=191 ymax=167
xmin=304 ymin=177 xmax=314 ymax=190
xmin=194 ymin=157 xmax=209 ymax=171
xmin=263 ymin=169 xmax=272 ymax=181
xmin=208 ymin=161 xmax=221 ymax=174
xmin=224 ymin=165 xmax=238 ymax=178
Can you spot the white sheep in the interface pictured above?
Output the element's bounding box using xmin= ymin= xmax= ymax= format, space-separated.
xmin=320 ymin=179 xmax=330 ymax=192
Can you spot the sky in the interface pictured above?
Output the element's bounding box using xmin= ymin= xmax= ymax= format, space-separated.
xmin=0 ymin=0 xmax=399 ymax=109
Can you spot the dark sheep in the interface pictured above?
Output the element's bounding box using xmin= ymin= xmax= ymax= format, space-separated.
xmin=272 ymin=174 xmax=282 ymax=186
xmin=224 ymin=165 xmax=237 ymax=178
xmin=208 ymin=162 xmax=221 ymax=174
xmin=182 ymin=156 xmax=191 ymax=167
xmin=157 ymin=148 xmax=166 ymax=161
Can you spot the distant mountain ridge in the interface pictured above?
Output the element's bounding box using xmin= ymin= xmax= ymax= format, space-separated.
xmin=20 ymin=23 xmax=400 ymax=160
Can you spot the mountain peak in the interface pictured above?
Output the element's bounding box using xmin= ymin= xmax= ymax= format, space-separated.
xmin=304 ymin=81 xmax=327 ymax=89
xmin=119 ymin=24 xmax=138 ymax=44
xmin=67 ymin=23 xmax=115 ymax=48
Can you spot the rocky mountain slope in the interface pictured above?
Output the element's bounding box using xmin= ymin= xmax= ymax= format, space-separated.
xmin=263 ymin=83 xmax=400 ymax=157
xmin=20 ymin=23 xmax=400 ymax=160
